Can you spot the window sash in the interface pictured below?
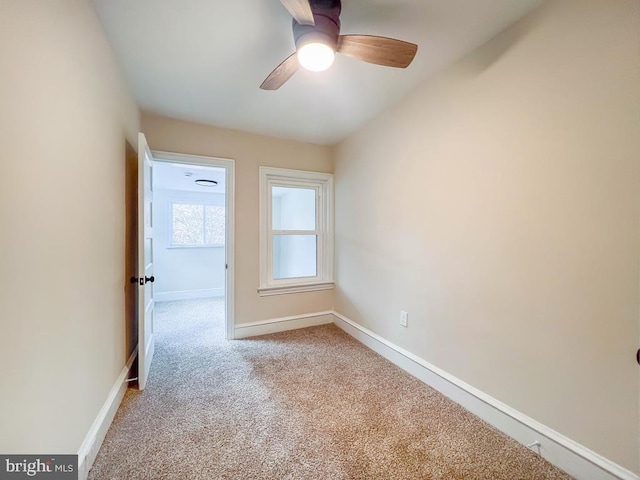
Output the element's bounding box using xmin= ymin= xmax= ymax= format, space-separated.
xmin=170 ymin=202 xmax=225 ymax=247
xmin=272 ymin=234 xmax=318 ymax=280
xmin=271 ymin=185 xmax=317 ymax=231
xmin=204 ymin=205 xmax=225 ymax=245
xmin=267 ymin=181 xmax=322 ymax=285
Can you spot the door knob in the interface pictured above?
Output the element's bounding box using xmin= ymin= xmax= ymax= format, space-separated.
xmin=144 ymin=275 xmax=155 ymax=284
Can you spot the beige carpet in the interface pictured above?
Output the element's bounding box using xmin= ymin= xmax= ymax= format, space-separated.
xmin=89 ymin=298 xmax=573 ymax=480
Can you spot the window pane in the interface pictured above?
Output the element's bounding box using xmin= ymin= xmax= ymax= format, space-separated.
xmin=205 ymin=205 xmax=225 ymax=245
xmin=172 ymin=204 xmax=204 ymax=245
xmin=272 ymin=187 xmax=316 ymax=231
xmin=273 ymin=235 xmax=317 ymax=279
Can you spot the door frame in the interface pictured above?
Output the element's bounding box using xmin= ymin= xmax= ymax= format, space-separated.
xmin=151 ymin=150 xmax=236 ymax=340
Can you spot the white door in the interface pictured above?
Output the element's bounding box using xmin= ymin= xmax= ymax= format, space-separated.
xmin=137 ymin=133 xmax=155 ymax=390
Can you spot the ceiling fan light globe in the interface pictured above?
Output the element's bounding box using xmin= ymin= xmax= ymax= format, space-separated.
xmin=297 ymin=42 xmax=335 ymax=72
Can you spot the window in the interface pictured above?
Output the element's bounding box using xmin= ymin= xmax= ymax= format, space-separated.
xmin=171 ymin=203 xmax=225 ymax=246
xmin=259 ymin=167 xmax=334 ymax=295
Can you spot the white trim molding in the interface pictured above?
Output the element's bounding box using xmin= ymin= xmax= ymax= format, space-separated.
xmin=331 ymin=311 xmax=639 ymax=480
xmin=155 ymin=287 xmax=225 ymax=302
xmin=234 ymin=311 xmax=333 ymax=339
xmin=77 ymin=348 xmax=137 ymax=480
xmin=258 ymin=282 xmax=334 ymax=296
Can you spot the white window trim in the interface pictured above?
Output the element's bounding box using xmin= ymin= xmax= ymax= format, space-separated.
xmin=259 ymin=167 xmax=334 ymax=296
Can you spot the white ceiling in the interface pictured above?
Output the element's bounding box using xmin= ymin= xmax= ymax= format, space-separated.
xmin=154 ymin=162 xmax=226 ymax=193
xmin=92 ymin=0 xmax=544 ymax=145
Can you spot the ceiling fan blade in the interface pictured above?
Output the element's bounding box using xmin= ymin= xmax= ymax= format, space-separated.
xmin=260 ymin=52 xmax=299 ymax=90
xmin=338 ymin=35 xmax=418 ymax=68
xmin=280 ymin=0 xmax=315 ymax=26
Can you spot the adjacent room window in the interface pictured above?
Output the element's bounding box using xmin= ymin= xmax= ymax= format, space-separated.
xmin=259 ymin=167 xmax=334 ymax=295
xmin=171 ymin=203 xmax=225 ymax=246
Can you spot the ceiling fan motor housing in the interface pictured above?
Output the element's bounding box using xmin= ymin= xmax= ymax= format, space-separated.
xmin=261 ymin=0 xmax=417 ymax=89
xmin=293 ymin=0 xmax=341 ymax=51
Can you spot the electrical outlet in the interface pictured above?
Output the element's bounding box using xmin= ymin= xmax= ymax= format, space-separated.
xmin=400 ymin=310 xmax=408 ymax=327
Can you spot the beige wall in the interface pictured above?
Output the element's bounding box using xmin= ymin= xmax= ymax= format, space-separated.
xmin=2 ymin=0 xmax=636 ymax=472
xmin=0 ymin=0 xmax=140 ymax=453
xmin=141 ymin=113 xmax=334 ymax=325
xmin=334 ymin=0 xmax=639 ymax=472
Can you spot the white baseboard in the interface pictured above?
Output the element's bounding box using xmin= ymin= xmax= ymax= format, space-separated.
xmin=234 ymin=311 xmax=333 ymax=339
xmin=77 ymin=347 xmax=138 ymax=480
xmin=331 ymin=311 xmax=638 ymax=480
xmin=154 ymin=288 xmax=224 ymax=302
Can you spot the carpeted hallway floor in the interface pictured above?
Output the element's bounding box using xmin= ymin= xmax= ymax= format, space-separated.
xmin=88 ymin=298 xmax=573 ymax=480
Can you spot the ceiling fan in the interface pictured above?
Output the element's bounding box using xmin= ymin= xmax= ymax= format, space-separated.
xmin=261 ymin=0 xmax=418 ymax=90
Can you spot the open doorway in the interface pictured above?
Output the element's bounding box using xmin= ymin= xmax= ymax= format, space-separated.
xmin=150 ymin=152 xmax=234 ymax=340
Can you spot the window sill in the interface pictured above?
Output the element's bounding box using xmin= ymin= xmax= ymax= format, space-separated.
xmin=167 ymin=244 xmax=225 ymax=249
xmin=258 ymin=282 xmax=335 ymax=297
